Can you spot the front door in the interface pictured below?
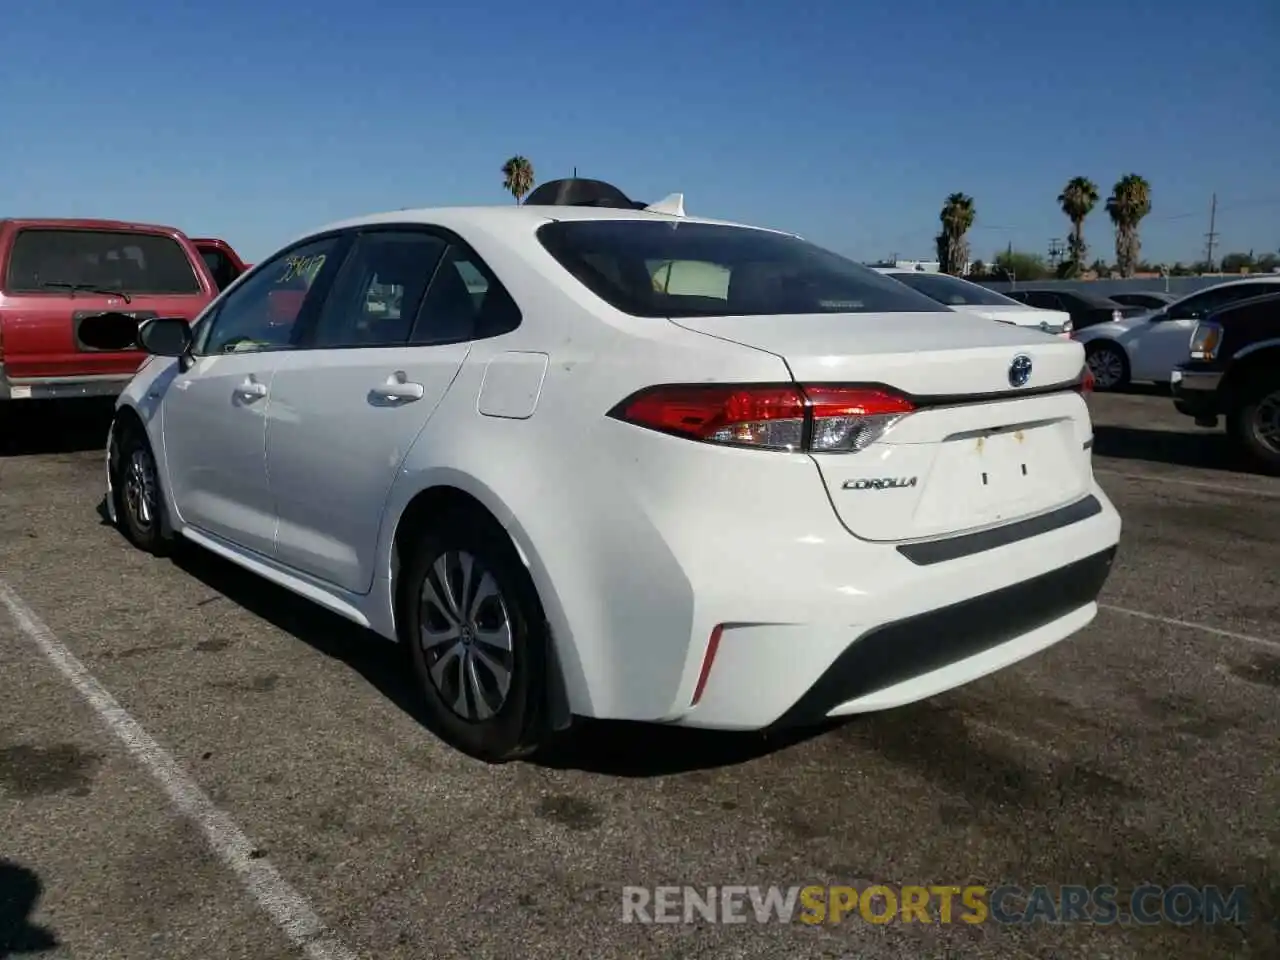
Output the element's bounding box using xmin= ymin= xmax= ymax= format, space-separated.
xmin=267 ymin=229 xmax=515 ymax=594
xmin=1125 ymin=316 xmax=1197 ymax=381
xmin=161 ymin=234 xmax=345 ymax=556
xmin=1128 ymin=281 xmax=1280 ymax=381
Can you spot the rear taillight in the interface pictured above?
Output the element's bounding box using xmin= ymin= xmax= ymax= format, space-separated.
xmin=1075 ymin=368 xmax=1095 ymax=394
xmin=610 ymin=383 xmax=915 ymax=453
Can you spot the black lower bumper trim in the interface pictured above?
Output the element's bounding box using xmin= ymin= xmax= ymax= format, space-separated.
xmin=896 ymin=495 xmax=1103 ymax=565
xmin=771 ymin=545 xmax=1118 ymax=729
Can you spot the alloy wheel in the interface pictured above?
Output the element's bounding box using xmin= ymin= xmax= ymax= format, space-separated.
xmin=1087 ymin=347 xmax=1124 ymax=389
xmin=1252 ymin=388 xmax=1280 ymax=455
xmin=123 ymin=447 xmax=158 ymax=532
xmin=418 ymin=550 xmax=514 ymax=721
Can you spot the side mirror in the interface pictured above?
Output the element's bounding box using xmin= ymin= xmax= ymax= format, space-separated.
xmin=137 ymin=317 xmax=194 ymax=357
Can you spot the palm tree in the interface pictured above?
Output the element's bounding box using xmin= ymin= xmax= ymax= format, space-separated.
xmin=1057 ymin=177 xmax=1098 ymax=277
xmin=938 ymin=193 xmax=975 ymax=275
xmin=501 ymin=156 xmax=535 ymax=204
xmin=1105 ymin=174 xmax=1152 ymax=278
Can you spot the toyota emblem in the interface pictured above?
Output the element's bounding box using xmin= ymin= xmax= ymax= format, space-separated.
xmin=1008 ymin=354 xmax=1033 ymax=388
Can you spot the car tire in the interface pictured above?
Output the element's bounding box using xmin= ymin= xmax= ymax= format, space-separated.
xmin=1085 ymin=341 xmax=1130 ymax=391
xmin=1227 ymin=376 xmax=1280 ymax=475
xmin=111 ymin=418 xmax=170 ymax=555
xmin=400 ymin=511 xmax=550 ymax=762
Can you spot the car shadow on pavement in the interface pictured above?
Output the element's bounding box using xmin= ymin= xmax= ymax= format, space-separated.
xmin=1092 ymin=423 xmax=1266 ymax=474
xmin=529 ymin=718 xmax=835 ymax=776
xmin=0 ymin=859 xmax=58 ymax=957
xmin=0 ymin=400 xmax=114 ymax=458
xmin=165 ymin=543 xmax=821 ymax=775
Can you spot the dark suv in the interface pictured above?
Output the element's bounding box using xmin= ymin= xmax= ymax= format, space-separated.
xmin=1171 ymin=291 xmax=1280 ymax=473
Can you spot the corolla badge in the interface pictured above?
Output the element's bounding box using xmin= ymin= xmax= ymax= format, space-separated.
xmin=1008 ymin=353 xmax=1033 ymax=388
xmin=843 ymin=477 xmax=918 ymax=490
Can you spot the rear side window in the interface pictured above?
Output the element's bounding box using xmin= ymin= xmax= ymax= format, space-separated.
xmin=5 ymin=229 xmax=203 ymax=295
xmin=536 ymin=220 xmax=948 ymax=318
xmin=409 ymin=242 xmax=522 ymax=345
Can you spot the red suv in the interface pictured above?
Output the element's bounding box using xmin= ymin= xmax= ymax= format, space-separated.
xmin=0 ymin=218 xmax=225 ymax=403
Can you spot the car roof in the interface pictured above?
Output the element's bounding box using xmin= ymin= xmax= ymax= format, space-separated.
xmin=305 ymin=204 xmax=794 ymax=244
xmin=1163 ymin=275 xmax=1280 ymax=307
xmin=0 ymin=217 xmax=187 ymax=236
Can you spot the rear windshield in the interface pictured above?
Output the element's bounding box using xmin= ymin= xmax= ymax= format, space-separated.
xmin=5 ymin=229 xmax=202 ymax=295
xmin=887 ymin=271 xmax=1021 ymax=307
xmin=536 ymin=220 xmax=949 ymax=317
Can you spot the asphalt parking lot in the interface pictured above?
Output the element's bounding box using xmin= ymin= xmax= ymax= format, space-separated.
xmin=1 ymin=391 xmax=1277 ymax=960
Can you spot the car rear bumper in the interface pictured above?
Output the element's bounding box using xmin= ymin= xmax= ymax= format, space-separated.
xmin=0 ymin=366 xmax=134 ymax=401
xmin=664 ymin=486 xmax=1122 ymax=730
xmin=1170 ymin=367 xmax=1222 ymax=422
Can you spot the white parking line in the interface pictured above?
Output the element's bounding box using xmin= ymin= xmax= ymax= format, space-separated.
xmin=0 ymin=579 xmax=360 ymax=960
xmin=1100 ymin=603 xmax=1280 ymax=653
xmin=1094 ymin=467 xmax=1280 ymax=499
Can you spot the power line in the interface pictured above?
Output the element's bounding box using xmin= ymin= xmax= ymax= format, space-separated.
xmin=969 ymin=193 xmax=1280 ymax=233
xmin=875 ymin=193 xmax=1280 ymax=260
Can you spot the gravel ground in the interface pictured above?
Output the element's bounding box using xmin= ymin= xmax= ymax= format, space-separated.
xmin=1 ymin=391 xmax=1276 ymax=960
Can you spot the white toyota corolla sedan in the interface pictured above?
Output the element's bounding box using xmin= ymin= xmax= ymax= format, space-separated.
xmin=92 ymin=179 xmax=1122 ymax=762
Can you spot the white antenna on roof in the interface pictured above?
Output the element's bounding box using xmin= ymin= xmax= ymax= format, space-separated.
xmin=644 ymin=193 xmax=685 ymax=216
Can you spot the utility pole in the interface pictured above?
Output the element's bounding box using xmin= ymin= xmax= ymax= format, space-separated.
xmin=1204 ymin=192 xmax=1219 ymax=271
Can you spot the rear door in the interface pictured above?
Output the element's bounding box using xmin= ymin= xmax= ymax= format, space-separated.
xmin=0 ymin=227 xmax=211 ymax=379
xmin=266 ymin=228 xmax=516 ymax=594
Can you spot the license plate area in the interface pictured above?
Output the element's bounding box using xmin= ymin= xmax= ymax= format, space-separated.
xmin=920 ymin=420 xmax=1083 ymax=527
xmin=72 ymin=310 xmax=156 ymax=352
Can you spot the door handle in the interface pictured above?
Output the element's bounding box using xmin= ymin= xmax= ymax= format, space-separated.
xmin=372 ymin=373 xmax=425 ymax=403
xmin=235 ymin=378 xmax=268 ymax=399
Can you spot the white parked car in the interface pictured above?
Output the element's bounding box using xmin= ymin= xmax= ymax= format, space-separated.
xmin=875 ymin=268 xmax=1073 ymax=336
xmin=90 ymin=179 xmax=1122 ymax=762
xmin=1074 ymin=277 xmax=1280 ymax=390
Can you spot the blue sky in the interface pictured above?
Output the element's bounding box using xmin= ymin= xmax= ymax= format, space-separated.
xmin=1 ymin=0 xmax=1276 ymax=266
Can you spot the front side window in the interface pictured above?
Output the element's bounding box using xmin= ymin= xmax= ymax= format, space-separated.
xmin=196 ymin=236 xmax=342 ymax=355
xmin=1175 ymin=282 xmax=1280 ymax=319
xmin=309 ymin=231 xmax=447 ymax=348
xmin=889 ymin=271 xmax=1023 ymax=307
xmin=536 ymin=220 xmax=947 ymax=318
xmin=5 ymin=229 xmax=202 ymax=295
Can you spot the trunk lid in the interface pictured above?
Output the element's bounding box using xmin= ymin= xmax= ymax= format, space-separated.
xmin=670 ymin=311 xmax=1095 ymax=543
xmin=959 ymin=304 xmax=1073 ymax=334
